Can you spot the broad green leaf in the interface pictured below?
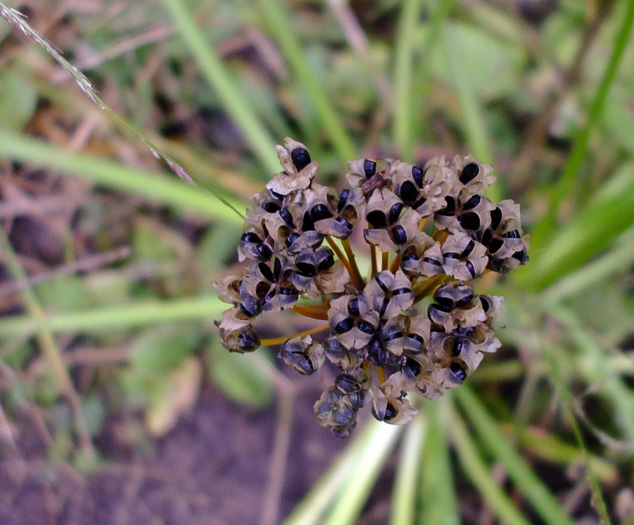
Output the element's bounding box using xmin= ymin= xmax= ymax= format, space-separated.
xmin=207 ymin=341 xmax=274 ymax=408
xmin=130 ymin=326 xmax=200 ymax=373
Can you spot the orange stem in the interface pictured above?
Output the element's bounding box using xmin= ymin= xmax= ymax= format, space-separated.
xmin=261 ymin=323 xmax=330 ymax=346
xmin=370 ymin=245 xmax=378 ymax=277
xmin=293 ymin=304 xmax=329 ymax=320
xmin=342 ymin=238 xmax=365 ymax=289
xmin=381 ymin=251 xmax=389 ymax=272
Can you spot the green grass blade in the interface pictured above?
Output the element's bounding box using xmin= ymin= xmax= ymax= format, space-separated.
xmin=390 ymin=412 xmax=425 ymax=525
xmin=0 ymin=296 xmax=225 ymax=338
xmin=441 ymin=20 xmax=499 ymax=202
xmin=0 ymin=130 xmax=245 ymax=223
xmin=450 ymin=402 xmax=532 ymax=525
xmin=324 ymin=420 xmax=401 ymax=525
xmin=283 ymin=420 xmax=400 ymax=525
xmin=253 ymin=0 xmax=356 ymax=161
xmin=455 ymin=386 xmax=575 ymax=525
xmin=529 ymin=0 xmax=634 ymax=254
xmin=542 ymin=226 xmax=634 ymax=302
xmin=162 ymin=0 xmax=280 ymax=175
xmin=419 ymin=399 xmax=459 ymax=525
xmin=393 ymin=0 xmax=423 ymax=158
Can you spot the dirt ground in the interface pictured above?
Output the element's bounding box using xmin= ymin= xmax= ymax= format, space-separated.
xmin=0 ymin=379 xmax=361 ymax=525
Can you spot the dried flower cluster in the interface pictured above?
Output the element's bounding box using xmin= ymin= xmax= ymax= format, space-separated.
xmin=214 ymin=138 xmax=528 ymax=437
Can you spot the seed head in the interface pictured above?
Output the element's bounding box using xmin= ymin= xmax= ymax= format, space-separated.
xmin=213 ymin=138 xmax=529 ymax=437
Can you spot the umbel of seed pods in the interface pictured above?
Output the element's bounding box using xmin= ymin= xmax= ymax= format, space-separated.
xmin=214 ymin=138 xmax=528 ymax=437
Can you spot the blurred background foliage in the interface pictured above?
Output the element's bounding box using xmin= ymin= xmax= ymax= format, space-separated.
xmin=0 ymin=0 xmax=633 ymax=523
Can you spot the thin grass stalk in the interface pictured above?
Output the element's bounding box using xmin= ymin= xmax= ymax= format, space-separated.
xmin=253 ymin=0 xmax=356 ymax=161
xmin=0 ymin=226 xmax=95 ymax=464
xmin=393 ymin=0 xmax=423 ymax=158
xmin=455 ymin=386 xmax=576 ymax=525
xmin=449 ymin=403 xmax=532 ymax=525
xmin=390 ymin=413 xmax=425 ymax=525
xmin=283 ymin=423 xmax=375 ymax=525
xmin=529 ymin=0 xmax=634 ymax=254
xmin=323 ymin=421 xmax=401 ymax=525
xmin=0 ymin=131 xmax=246 ymax=223
xmin=162 ymin=0 xmax=280 ymax=174
xmin=0 ymin=296 xmax=226 ymax=338
xmin=419 ymin=399 xmax=459 ymax=525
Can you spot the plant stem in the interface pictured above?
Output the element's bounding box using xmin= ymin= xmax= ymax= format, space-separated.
xmin=261 ymin=323 xmax=330 ymax=346
xmin=342 ymin=239 xmax=365 ymax=289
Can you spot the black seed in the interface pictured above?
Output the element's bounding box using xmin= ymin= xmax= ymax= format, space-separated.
xmin=239 ymin=302 xmax=256 ymax=318
xmin=490 ymin=207 xmax=502 ymax=230
xmin=392 ymin=287 xmax=411 ymax=296
xmin=452 ymin=338 xmax=464 ymax=356
xmin=462 ymin=240 xmax=475 ymax=257
xmin=264 ymin=289 xmax=277 ymax=303
xmin=335 ymin=217 xmax=353 ymax=231
xmin=317 ymin=251 xmax=335 ymax=271
xmin=279 ymin=287 xmax=298 ymax=295
xmin=358 ymin=321 xmax=375 ymax=334
xmin=459 ymin=163 xmax=479 ymax=184
xmin=384 ymin=402 xmax=396 ymax=421
xmin=375 ymin=275 xmax=390 ymax=293
xmin=402 ymin=253 xmax=418 ymax=262
xmin=368 ymin=337 xmax=388 ymax=366
xmin=241 ymin=232 xmax=260 ymax=243
xmin=349 ymin=298 xmax=359 ymax=316
xmin=503 ymin=230 xmax=520 ymax=239
xmin=458 ymin=212 xmax=481 ymax=231
xmin=273 ymin=257 xmax=282 ymax=278
xmin=311 ymin=204 xmax=333 ymax=221
xmin=512 ymin=249 xmax=526 ymax=262
xmin=270 ymin=190 xmax=284 ymax=200
xmin=279 ymin=208 xmax=294 ymax=226
xmin=335 ymin=374 xmax=357 ymax=393
xmin=413 ymin=196 xmax=427 ymax=210
xmin=423 ymin=256 xmax=443 ymax=268
xmin=456 ymin=292 xmax=473 ymax=308
xmin=412 ymin=165 xmax=424 ymax=187
xmin=391 ymin=225 xmax=407 ymax=245
xmin=338 ymin=189 xmax=351 ymax=211
xmin=258 ymin=262 xmax=275 ymax=282
xmin=237 ymin=331 xmax=260 ymax=352
xmin=437 ymin=196 xmax=456 ymax=216
xmin=488 ymin=238 xmax=503 ymax=254
xmin=335 ymin=317 xmax=354 ymax=334
xmin=367 ymin=210 xmax=387 ymax=228
xmin=450 ymin=361 xmax=467 ymax=381
xmin=434 ymin=296 xmax=454 ymax=311
xmin=465 ymin=260 xmax=476 ymax=279
xmin=481 ymin=229 xmax=492 ymax=246
xmin=399 ymin=181 xmax=418 ymax=203
xmin=409 ymin=334 xmax=424 ymax=345
xmin=379 ymin=297 xmax=389 ymax=317
xmin=444 ymin=252 xmax=460 ymax=260
xmin=256 ymin=243 xmax=272 ymax=259
xmin=389 ymin=203 xmax=403 ymax=224
xmin=291 ymin=147 xmax=311 ymax=171
xmin=462 ymin=194 xmax=481 ymax=211
xmin=403 ymin=359 xmax=421 ymax=380
xmin=301 ymin=357 xmax=315 ymax=374
xmin=480 ymin=296 xmax=490 ymax=312
xmin=302 ymin=211 xmax=315 ymax=231
xmin=286 ymin=232 xmax=300 ymax=247
xmin=363 ymin=159 xmax=376 ymax=177
xmin=296 ymin=262 xmax=316 ymax=276
xmin=384 ymin=329 xmax=403 ymax=341
xmin=264 ymin=202 xmax=280 ymax=213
